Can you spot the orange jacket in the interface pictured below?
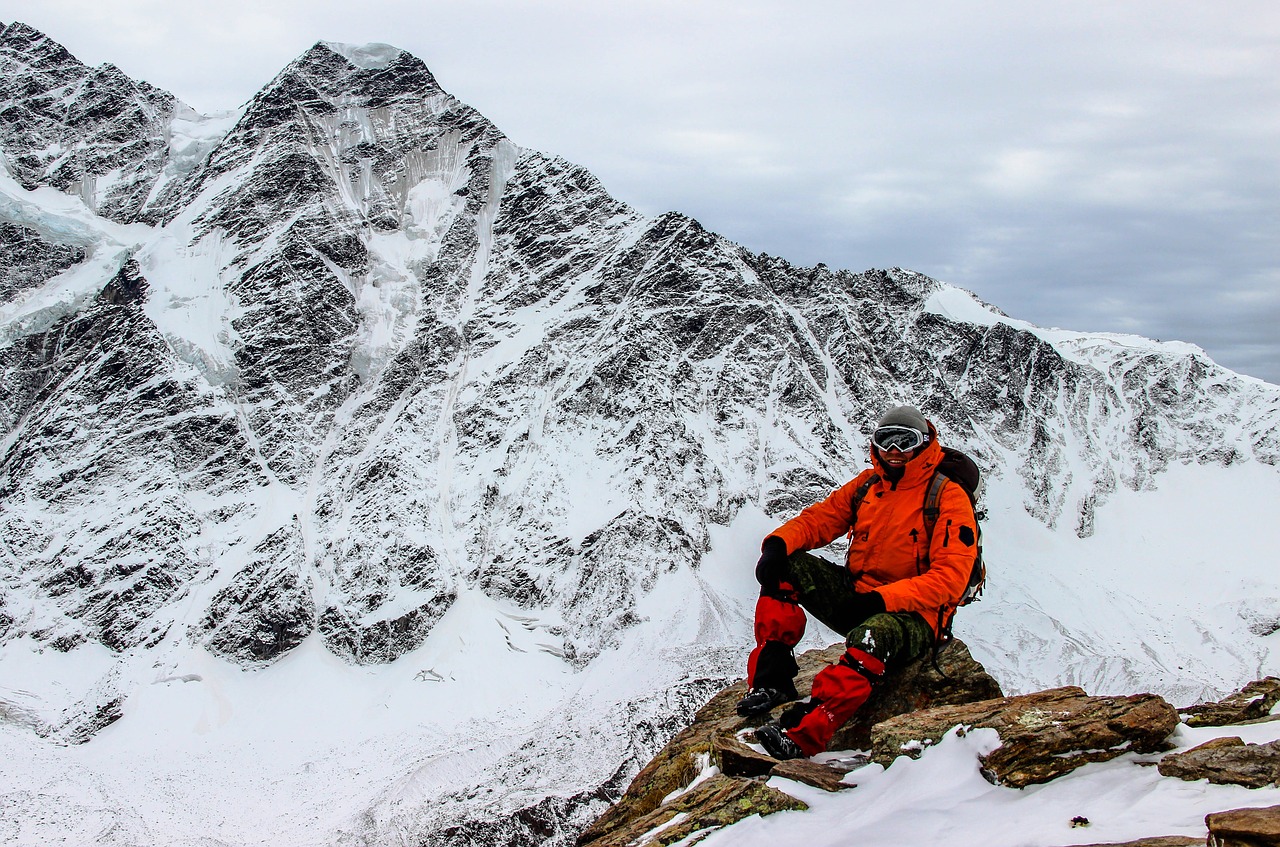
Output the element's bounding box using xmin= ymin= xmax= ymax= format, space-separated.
xmin=770 ymin=429 xmax=977 ymax=635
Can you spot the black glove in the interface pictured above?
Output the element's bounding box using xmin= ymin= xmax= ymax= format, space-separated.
xmin=754 ymin=536 xmax=790 ymax=591
xmin=849 ymin=590 xmax=885 ymax=623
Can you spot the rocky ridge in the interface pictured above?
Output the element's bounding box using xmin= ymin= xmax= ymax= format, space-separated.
xmin=586 ymin=652 xmax=1280 ymax=847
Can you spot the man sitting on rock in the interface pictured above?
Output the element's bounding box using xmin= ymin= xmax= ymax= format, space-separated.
xmin=739 ymin=405 xmax=978 ymax=760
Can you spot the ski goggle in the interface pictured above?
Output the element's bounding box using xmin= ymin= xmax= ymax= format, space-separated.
xmin=871 ymin=425 xmax=928 ymax=453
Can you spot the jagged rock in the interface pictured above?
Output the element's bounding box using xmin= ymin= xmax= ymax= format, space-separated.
xmin=0 ymin=21 xmax=182 ymax=222
xmin=1159 ymin=736 xmax=1280 ymax=788
xmin=712 ymin=736 xmax=775 ymax=778
xmin=578 ymin=639 xmax=999 ymax=846
xmin=47 ymin=695 xmax=124 ymax=745
xmin=1206 ymin=804 xmax=1280 ymax=846
xmin=0 ymin=222 xmax=86 ymax=303
xmin=1183 ymin=678 xmax=1280 ymax=727
xmin=581 ymin=774 xmax=805 ymax=847
xmin=769 ymin=758 xmax=856 ymax=792
xmin=871 ymin=686 xmax=1180 ymax=788
xmin=830 ymin=637 xmax=1004 ymax=749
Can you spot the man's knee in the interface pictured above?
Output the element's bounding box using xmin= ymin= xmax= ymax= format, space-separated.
xmin=845 ymin=612 xmax=930 ymax=667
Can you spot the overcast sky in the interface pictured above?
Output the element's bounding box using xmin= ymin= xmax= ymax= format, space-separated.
xmin=4 ymin=1 xmax=1278 ymax=383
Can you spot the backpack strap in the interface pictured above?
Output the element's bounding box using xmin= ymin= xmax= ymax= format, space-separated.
xmin=848 ymin=473 xmax=879 ymax=524
xmin=921 ymin=471 xmax=956 ymax=657
xmin=920 ymin=471 xmax=950 ymax=556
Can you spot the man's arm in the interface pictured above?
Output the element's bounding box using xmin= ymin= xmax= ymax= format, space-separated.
xmin=769 ymin=471 xmax=873 ymax=555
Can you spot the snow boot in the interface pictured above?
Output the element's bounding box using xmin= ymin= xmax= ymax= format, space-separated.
xmin=740 ymin=639 xmax=799 ymax=715
xmin=735 ymin=686 xmax=795 ymax=717
xmin=755 ymin=724 xmax=805 ymax=761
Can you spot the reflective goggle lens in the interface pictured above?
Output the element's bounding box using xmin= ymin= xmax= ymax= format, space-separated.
xmin=872 ymin=425 xmax=926 ymax=453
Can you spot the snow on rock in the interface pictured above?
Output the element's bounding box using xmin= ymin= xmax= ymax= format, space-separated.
xmin=319 ymin=41 xmax=405 ymax=71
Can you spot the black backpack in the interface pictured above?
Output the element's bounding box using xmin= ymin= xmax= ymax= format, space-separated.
xmin=924 ymin=447 xmax=986 ymax=612
xmin=850 ymin=446 xmax=987 ymax=632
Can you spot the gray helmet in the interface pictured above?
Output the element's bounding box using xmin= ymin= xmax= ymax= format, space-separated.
xmin=872 ymin=405 xmax=931 ymax=453
xmin=876 ymin=405 xmax=928 ymax=434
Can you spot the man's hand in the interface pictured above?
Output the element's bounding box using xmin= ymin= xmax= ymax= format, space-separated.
xmin=849 ymin=590 xmax=885 ymax=623
xmin=754 ymin=536 xmax=790 ymax=591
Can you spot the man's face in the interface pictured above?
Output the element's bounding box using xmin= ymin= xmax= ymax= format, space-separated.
xmin=870 ymin=425 xmax=927 ymax=469
xmin=877 ymin=445 xmax=914 ymax=468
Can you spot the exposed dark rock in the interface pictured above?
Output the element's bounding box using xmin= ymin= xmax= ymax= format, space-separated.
xmin=0 ymin=222 xmax=86 ymax=303
xmin=0 ymin=257 xmax=251 ymax=655
xmin=200 ymin=525 xmax=314 ymax=663
xmin=871 ymin=686 xmax=1180 ymax=787
xmin=831 ymin=637 xmax=1004 ymax=749
xmin=712 ymin=735 xmax=775 ymax=778
xmin=1183 ymin=678 xmax=1280 ymax=727
xmin=769 ymin=758 xmax=857 ymax=792
xmin=0 ymin=22 xmax=181 ymax=222
xmin=1206 ymin=804 xmax=1280 ymax=846
xmin=580 ymin=775 xmax=805 ymax=847
xmin=98 ymin=257 xmax=148 ymax=306
xmin=50 ymin=695 xmax=124 ymax=745
xmin=317 ymin=588 xmax=456 ymax=664
xmin=1159 ymin=736 xmax=1280 ymax=788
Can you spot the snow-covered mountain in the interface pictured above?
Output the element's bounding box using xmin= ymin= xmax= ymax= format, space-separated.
xmin=2 ymin=20 xmax=1278 ymax=846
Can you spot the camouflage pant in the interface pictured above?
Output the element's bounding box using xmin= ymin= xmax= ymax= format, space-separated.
xmin=784 ymin=551 xmax=933 ymax=670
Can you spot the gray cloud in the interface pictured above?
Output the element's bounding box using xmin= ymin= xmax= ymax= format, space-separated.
xmin=4 ymin=0 xmax=1278 ymax=381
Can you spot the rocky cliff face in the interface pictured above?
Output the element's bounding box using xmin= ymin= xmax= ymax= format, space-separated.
xmin=2 ymin=21 xmax=1279 ymax=847
xmin=0 ymin=22 xmax=181 ymax=222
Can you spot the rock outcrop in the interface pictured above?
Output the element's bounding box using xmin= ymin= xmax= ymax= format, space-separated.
xmin=1183 ymin=678 xmax=1280 ymax=728
xmin=577 ymin=639 xmax=1001 ymax=847
xmin=1159 ymin=736 xmax=1280 ymax=789
xmin=580 ymin=648 xmax=1194 ymax=844
xmin=871 ymin=686 xmax=1180 ymax=787
xmin=1206 ymin=804 xmax=1280 ymax=846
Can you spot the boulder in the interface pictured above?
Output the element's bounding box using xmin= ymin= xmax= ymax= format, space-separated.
xmin=579 ymin=774 xmax=806 ymax=847
xmin=1159 ymin=737 xmax=1280 ymax=788
xmin=831 ymin=636 xmax=1004 ymax=750
xmin=577 ymin=638 xmax=1001 ymax=846
xmin=712 ymin=736 xmax=775 ymax=778
xmin=871 ymin=686 xmax=1179 ymax=788
xmin=770 ymin=758 xmax=857 ymax=792
xmin=1183 ymin=678 xmax=1280 ymax=728
xmin=1206 ymin=804 xmax=1280 ymax=846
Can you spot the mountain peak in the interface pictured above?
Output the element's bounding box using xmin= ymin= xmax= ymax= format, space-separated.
xmin=0 ymin=20 xmax=80 ymax=70
xmin=317 ymin=40 xmax=405 ymax=71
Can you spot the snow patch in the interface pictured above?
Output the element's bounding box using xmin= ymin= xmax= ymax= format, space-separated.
xmin=138 ymin=227 xmax=242 ymax=381
xmin=320 ymin=41 xmax=403 ymax=70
